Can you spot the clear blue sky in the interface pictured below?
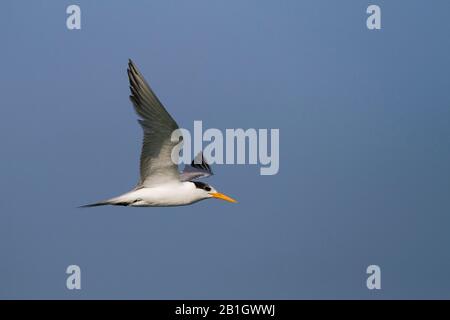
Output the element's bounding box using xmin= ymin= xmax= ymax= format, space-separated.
xmin=1 ymin=0 xmax=450 ymax=299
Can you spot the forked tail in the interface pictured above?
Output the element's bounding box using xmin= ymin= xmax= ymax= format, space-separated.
xmin=78 ymin=202 xmax=112 ymax=208
xmin=79 ymin=196 xmax=132 ymax=208
xmin=78 ymin=201 xmax=111 ymax=208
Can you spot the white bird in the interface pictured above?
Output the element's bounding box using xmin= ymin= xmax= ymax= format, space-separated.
xmin=81 ymin=60 xmax=237 ymax=207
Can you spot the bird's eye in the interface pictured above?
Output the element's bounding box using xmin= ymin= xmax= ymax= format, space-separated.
xmin=205 ymin=187 xmax=211 ymax=191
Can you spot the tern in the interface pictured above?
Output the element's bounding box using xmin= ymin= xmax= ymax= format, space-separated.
xmin=81 ymin=60 xmax=237 ymax=207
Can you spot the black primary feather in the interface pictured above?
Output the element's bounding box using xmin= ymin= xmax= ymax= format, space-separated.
xmin=190 ymin=153 xmax=213 ymax=174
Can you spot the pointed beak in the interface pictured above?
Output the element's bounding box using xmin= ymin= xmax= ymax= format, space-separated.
xmin=211 ymin=192 xmax=237 ymax=203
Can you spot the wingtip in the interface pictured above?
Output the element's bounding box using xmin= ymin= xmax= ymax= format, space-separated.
xmin=128 ymin=59 xmax=136 ymax=74
xmin=128 ymin=59 xmax=138 ymax=72
xmin=127 ymin=60 xmax=140 ymax=83
xmin=191 ymin=152 xmax=213 ymax=174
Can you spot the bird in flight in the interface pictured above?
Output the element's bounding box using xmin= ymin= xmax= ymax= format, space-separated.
xmin=82 ymin=60 xmax=237 ymax=207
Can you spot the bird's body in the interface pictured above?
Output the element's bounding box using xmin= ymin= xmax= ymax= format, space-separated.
xmin=100 ymin=182 xmax=207 ymax=207
xmin=82 ymin=60 xmax=236 ymax=208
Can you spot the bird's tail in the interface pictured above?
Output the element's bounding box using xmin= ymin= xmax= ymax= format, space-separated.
xmin=79 ymin=195 xmax=131 ymax=208
xmin=79 ymin=201 xmax=110 ymax=208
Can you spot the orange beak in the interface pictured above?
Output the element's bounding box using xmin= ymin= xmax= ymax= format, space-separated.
xmin=211 ymin=192 xmax=237 ymax=203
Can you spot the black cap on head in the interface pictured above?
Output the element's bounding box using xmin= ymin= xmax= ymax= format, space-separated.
xmin=192 ymin=181 xmax=211 ymax=192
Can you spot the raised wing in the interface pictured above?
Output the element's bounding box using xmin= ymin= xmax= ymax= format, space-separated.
xmin=179 ymin=152 xmax=213 ymax=182
xmin=127 ymin=59 xmax=182 ymax=187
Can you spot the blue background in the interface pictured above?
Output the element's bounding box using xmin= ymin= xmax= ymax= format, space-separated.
xmin=1 ymin=0 xmax=450 ymax=299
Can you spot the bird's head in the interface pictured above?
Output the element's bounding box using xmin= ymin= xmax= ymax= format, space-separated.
xmin=192 ymin=181 xmax=237 ymax=203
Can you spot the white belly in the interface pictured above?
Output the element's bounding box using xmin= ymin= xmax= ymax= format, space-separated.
xmin=116 ymin=182 xmax=204 ymax=207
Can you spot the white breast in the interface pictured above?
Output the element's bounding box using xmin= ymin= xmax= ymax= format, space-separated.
xmin=119 ymin=181 xmax=205 ymax=207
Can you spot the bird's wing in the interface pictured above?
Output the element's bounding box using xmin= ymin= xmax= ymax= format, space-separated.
xmin=127 ymin=59 xmax=182 ymax=187
xmin=179 ymin=152 xmax=214 ymax=182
